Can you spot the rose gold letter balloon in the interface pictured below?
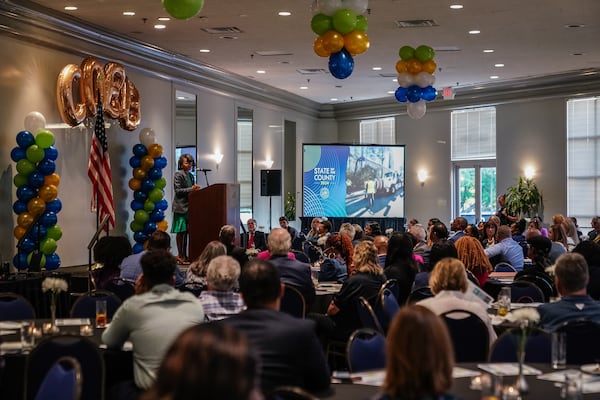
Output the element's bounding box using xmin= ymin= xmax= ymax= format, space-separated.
xmin=119 ymin=78 xmax=141 ymax=131
xmin=104 ymin=62 xmax=126 ymax=119
xmin=80 ymin=57 xmax=105 ymax=116
xmin=56 ymin=64 xmax=86 ymax=126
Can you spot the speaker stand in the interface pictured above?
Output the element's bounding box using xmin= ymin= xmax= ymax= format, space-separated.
xmin=269 ymin=196 xmax=273 ymax=231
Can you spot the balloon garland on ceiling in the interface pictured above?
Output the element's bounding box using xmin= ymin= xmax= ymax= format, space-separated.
xmin=162 ymin=0 xmax=205 ymax=19
xmin=311 ymin=0 xmax=370 ymax=79
xmin=11 ymin=112 xmax=63 ymax=271
xmin=394 ymin=45 xmax=438 ymax=119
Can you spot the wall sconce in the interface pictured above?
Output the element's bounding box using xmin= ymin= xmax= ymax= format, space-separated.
xmin=417 ymin=169 xmax=428 ymax=186
xmin=214 ymin=152 xmax=223 ymax=169
xmin=524 ymin=166 xmax=535 ymax=179
xmin=263 ymin=159 xmax=274 ymax=169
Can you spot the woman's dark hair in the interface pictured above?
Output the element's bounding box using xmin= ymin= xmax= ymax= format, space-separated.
xmin=368 ymin=222 xmax=382 ymax=236
xmin=427 ymin=240 xmax=458 ymax=272
xmin=385 ymin=233 xmax=418 ymax=271
xmin=572 ymin=241 xmax=600 ymax=267
xmin=93 ymin=236 xmax=132 ymax=268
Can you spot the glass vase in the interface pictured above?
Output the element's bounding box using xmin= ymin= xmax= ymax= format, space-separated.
xmin=515 ymin=346 xmax=529 ymax=396
xmin=48 ymin=302 xmax=60 ymax=334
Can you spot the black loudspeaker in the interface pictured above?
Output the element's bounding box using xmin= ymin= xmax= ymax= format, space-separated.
xmin=261 ymin=169 xmax=281 ymax=196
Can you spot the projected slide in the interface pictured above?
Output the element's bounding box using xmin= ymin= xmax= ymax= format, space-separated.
xmin=303 ymin=144 xmax=405 ymax=218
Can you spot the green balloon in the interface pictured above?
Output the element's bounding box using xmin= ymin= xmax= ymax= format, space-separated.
xmin=148 ymin=188 xmax=164 ymax=203
xmin=134 ymin=209 xmax=149 ymax=224
xmin=144 ymin=200 xmax=156 ymax=212
xmin=155 ymin=177 xmax=167 ymax=189
xmin=332 ymin=9 xmax=357 ymax=35
xmin=415 ymin=45 xmax=435 ymax=62
xmin=46 ymin=225 xmax=63 ymax=240
xmin=26 ymin=144 xmax=45 ymax=163
xmin=399 ymin=46 xmax=415 ymax=61
xmin=355 ymin=15 xmax=368 ymax=32
xmin=130 ymin=220 xmax=144 ymax=232
xmin=27 ymin=252 xmax=46 ymax=268
xmin=13 ymin=173 xmax=28 ymax=187
xmin=40 ymin=238 xmax=58 ymax=255
xmin=35 ymin=130 xmax=55 ymax=149
xmin=16 ymin=159 xmax=36 ymax=176
xmin=162 ymin=0 xmax=204 ymax=19
xmin=311 ymin=13 xmax=333 ymax=35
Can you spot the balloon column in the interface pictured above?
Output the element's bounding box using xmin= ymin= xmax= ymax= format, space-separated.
xmin=311 ymin=0 xmax=370 ymax=79
xmin=11 ymin=112 xmax=63 ymax=270
xmin=161 ymin=0 xmax=205 ymax=20
xmin=394 ymin=45 xmax=438 ymax=119
xmin=128 ymin=128 xmax=169 ymax=254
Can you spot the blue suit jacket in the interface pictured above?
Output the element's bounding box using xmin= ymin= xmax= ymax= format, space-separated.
xmin=269 ymin=255 xmax=316 ymax=306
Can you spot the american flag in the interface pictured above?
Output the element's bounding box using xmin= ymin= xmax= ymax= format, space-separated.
xmin=87 ymin=90 xmax=115 ymax=230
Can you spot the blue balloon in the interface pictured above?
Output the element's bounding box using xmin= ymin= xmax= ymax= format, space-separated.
xmin=134 ymin=231 xmax=148 ymax=243
xmin=154 ymin=156 xmax=167 ymax=169
xmin=11 ymin=147 xmax=26 ymax=162
xmin=149 ymin=210 xmax=164 ymax=222
xmin=40 ymin=211 xmax=58 ymax=228
xmin=16 ymin=185 xmax=35 ymax=201
xmin=421 ymin=85 xmax=437 ymax=101
xmin=46 ymin=199 xmax=63 ymax=213
xmin=406 ymin=85 xmax=422 ymax=103
xmin=395 ymin=87 xmax=408 ymax=103
xmin=131 ymin=200 xmax=144 ymax=211
xmin=27 ymin=225 xmax=47 ymax=241
xmin=141 ymin=178 xmax=156 ymax=193
xmin=147 ymin=168 xmax=162 ymax=180
xmin=38 ymin=159 xmax=56 ymax=175
xmin=132 ymin=243 xmax=144 ymax=254
xmin=44 ymin=146 xmax=58 ymax=161
xmin=13 ymin=253 xmax=29 ymax=270
xmin=134 ymin=190 xmax=148 ymax=202
xmin=143 ymin=221 xmax=157 ymax=234
xmin=20 ymin=238 xmax=36 ymax=253
xmin=13 ymin=200 xmax=28 ymax=214
xmin=129 ymin=156 xmax=141 ymax=168
xmin=45 ymin=253 xmax=61 ymax=270
xmin=328 ymin=49 xmax=354 ymax=79
xmin=155 ymin=199 xmax=169 ymax=211
xmin=133 ymin=144 xmax=147 ymax=158
xmin=16 ymin=131 xmax=35 ymax=149
xmin=28 ymin=171 xmax=45 ymax=188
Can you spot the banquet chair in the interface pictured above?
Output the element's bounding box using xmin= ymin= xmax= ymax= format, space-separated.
xmin=69 ymin=290 xmax=121 ymax=320
xmin=25 ymin=335 xmax=104 ymax=400
xmin=268 ymin=386 xmax=319 ymax=400
xmin=280 ymin=284 xmax=306 ymax=318
xmin=494 ymin=262 xmax=517 ymax=272
xmin=104 ymin=278 xmax=135 ymax=302
xmin=34 ymin=356 xmax=82 ymax=400
xmin=406 ymin=286 xmax=434 ymax=304
xmin=357 ymin=297 xmax=383 ymax=333
xmin=441 ymin=310 xmax=489 ymax=362
xmin=488 ymin=327 xmax=551 ymax=363
xmin=510 ymin=281 xmax=545 ymax=303
xmin=379 ymin=279 xmax=399 ymax=301
xmin=0 ymin=292 xmax=36 ymax=321
xmin=514 ymin=273 xmax=555 ymax=302
xmin=379 ymin=289 xmax=400 ymax=333
xmin=555 ymin=319 xmax=600 ymax=365
xmin=346 ymin=328 xmax=386 ymax=372
xmin=291 ymin=250 xmax=310 ymax=264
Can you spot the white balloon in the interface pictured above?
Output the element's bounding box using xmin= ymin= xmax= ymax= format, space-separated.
xmin=24 ymin=111 xmax=46 ymax=133
xmin=318 ymin=0 xmax=343 ymax=15
xmin=139 ymin=128 xmax=156 ymax=147
xmin=397 ymin=72 xmax=414 ymax=87
xmin=407 ymin=100 xmax=427 ymax=119
xmin=342 ymin=0 xmax=368 ymax=14
xmin=415 ymin=71 xmax=435 ymax=88
xmin=311 ymin=0 xmax=320 ymax=15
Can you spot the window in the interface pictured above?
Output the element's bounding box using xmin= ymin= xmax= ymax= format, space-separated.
xmin=237 ymin=108 xmax=253 ymax=221
xmin=451 ymin=107 xmax=497 ymax=223
xmin=567 ymin=97 xmax=600 ymax=230
xmin=360 ymin=117 xmax=395 ymax=144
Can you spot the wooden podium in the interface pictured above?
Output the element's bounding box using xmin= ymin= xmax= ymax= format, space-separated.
xmin=188 ymin=183 xmax=240 ymax=261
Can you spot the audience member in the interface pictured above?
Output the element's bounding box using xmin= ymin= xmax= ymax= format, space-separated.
xmin=572 ymin=241 xmax=600 ymax=300
xmin=338 ymin=222 xmax=356 ymax=242
xmin=413 ymin=240 xmax=458 ymax=289
xmin=448 ymin=217 xmax=467 ymax=243
xmin=549 ymin=223 xmax=569 ymax=251
xmin=185 ymin=240 xmax=227 ymax=286
xmin=515 ymin=235 xmax=556 ymax=300
xmin=569 ymin=217 xmax=583 ymax=242
xmin=562 ymin=219 xmax=580 ymax=251
xmin=374 ymin=235 xmax=389 ymax=267
xmin=141 ymin=323 xmax=260 ymax=400
xmin=103 ymin=249 xmax=205 ymax=397
xmin=278 ymin=216 xmax=298 ymax=241
xmin=352 ymin=223 xmax=364 ymax=245
xmin=319 ymin=234 xmax=351 ymax=282
xmin=529 ymin=216 xmax=548 ymax=238
xmin=219 ymin=225 xmax=249 ymax=268
xmin=464 ymin=224 xmax=479 ymax=239
xmin=428 ymin=222 xmax=448 ymax=247
xmin=385 ymin=233 xmax=418 ymax=304
xmin=224 ymin=259 xmax=330 ymax=394
xmin=241 ymin=219 xmax=267 ymax=251
xmin=409 ymin=224 xmax=428 ymax=257
xmin=92 ymin=236 xmax=132 ymax=290
xmin=538 ymin=253 xmax=600 ymax=330
xmin=316 ymin=219 xmax=333 ymax=248
xmin=305 ymin=217 xmax=322 ymax=241
xmin=481 ymin=221 xmax=497 ymax=249
xmin=590 ymin=216 xmax=600 ymax=242
xmin=496 ymin=194 xmax=517 ymax=226
xmin=510 ymin=219 xmax=528 ymax=257
xmin=484 ymin=225 xmax=524 ymax=270
xmin=199 ymin=255 xmax=245 ymax=321
xmin=455 ymin=236 xmax=493 ymax=287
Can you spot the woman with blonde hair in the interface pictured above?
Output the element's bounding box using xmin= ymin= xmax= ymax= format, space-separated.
xmin=185 ymin=241 xmax=227 ymax=286
xmin=455 ymin=236 xmax=493 ymax=286
xmin=376 ymin=305 xmax=456 ymax=400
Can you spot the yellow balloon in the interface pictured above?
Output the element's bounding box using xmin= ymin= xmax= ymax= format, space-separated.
xmin=14 ymin=226 xmax=26 ymax=240
xmin=406 ymin=58 xmax=423 ymax=74
xmin=313 ymin=36 xmax=330 ymax=57
xmin=321 ymin=31 xmax=344 ymax=54
xmin=44 ymin=173 xmax=60 ymax=187
xmin=148 ymin=143 xmax=163 ymax=158
xmin=157 ymin=220 xmax=169 ymax=232
xmin=129 ymin=178 xmax=142 ymax=191
xmin=27 ymin=197 xmax=46 ymax=216
xmin=39 ymin=184 xmax=58 ymax=202
xmin=140 ymin=155 xmax=155 ymax=171
xmin=343 ymin=31 xmax=369 ymax=55
xmin=422 ymin=60 xmax=437 ymax=74
xmin=17 ymin=212 xmax=35 ymax=229
xmin=396 ymin=60 xmax=408 ymax=74
xmin=133 ymin=167 xmax=147 ymax=180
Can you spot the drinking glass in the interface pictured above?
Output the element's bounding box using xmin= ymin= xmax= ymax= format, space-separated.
xmin=310 ymin=267 xmax=320 ymax=287
xmin=562 ymin=371 xmax=583 ymax=400
xmin=20 ymin=322 xmax=35 ymax=349
xmin=96 ymin=299 xmax=107 ymax=328
xmin=497 ymin=286 xmax=511 ymax=316
xmin=552 ymin=332 xmax=567 ymax=369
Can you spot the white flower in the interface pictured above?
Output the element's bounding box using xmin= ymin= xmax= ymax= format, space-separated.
xmin=41 ymin=277 xmax=68 ymax=293
xmin=506 ymin=307 xmax=540 ymax=325
xmin=385 ymin=228 xmax=394 ymax=235
xmin=245 ymin=248 xmax=259 ymax=257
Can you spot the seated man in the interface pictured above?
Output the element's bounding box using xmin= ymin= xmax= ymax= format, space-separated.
xmin=199 ymin=255 xmax=245 ymax=321
xmin=279 ymin=216 xmax=298 ymax=241
xmin=102 ymin=249 xmax=205 ymax=397
xmin=484 ymin=225 xmax=524 ymax=270
xmin=120 ymin=231 xmax=184 ymax=286
xmin=241 ymin=218 xmax=267 ymax=251
xmin=373 ymin=235 xmax=388 ymax=267
xmin=219 ymin=224 xmax=249 ymax=268
xmin=223 ymin=259 xmax=330 ymax=395
xmin=448 ymin=216 xmax=467 ymax=243
xmin=539 ymin=253 xmax=600 ymax=330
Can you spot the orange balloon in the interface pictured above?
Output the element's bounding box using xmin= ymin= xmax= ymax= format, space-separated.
xmin=396 ymin=60 xmax=408 ymax=74
xmin=406 ymin=59 xmax=423 ymax=74
xmin=44 ymin=173 xmax=60 ymax=187
xmin=321 ymin=31 xmax=344 ymax=54
xmin=27 ymin=197 xmax=46 ymax=216
xmin=313 ymin=36 xmax=330 ymax=57
xmin=129 ymin=178 xmax=142 ymax=191
xmin=133 ymin=167 xmax=147 ymax=180
xmin=39 ymin=184 xmax=58 ymax=202
xmin=422 ymin=60 xmax=437 ymax=74
xmin=140 ymin=155 xmax=155 ymax=171
xmin=17 ymin=212 xmax=35 ymax=229
xmin=148 ymin=143 xmax=163 ymax=158
xmin=157 ymin=220 xmax=168 ymax=232
xmin=343 ymin=31 xmax=369 ymax=55
xmin=14 ymin=226 xmax=26 ymax=240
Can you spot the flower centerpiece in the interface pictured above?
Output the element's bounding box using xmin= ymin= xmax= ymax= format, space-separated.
xmin=506 ymin=307 xmax=540 ymax=395
xmin=41 ymin=277 xmax=68 ymax=333
xmin=245 ymin=247 xmax=259 ymax=258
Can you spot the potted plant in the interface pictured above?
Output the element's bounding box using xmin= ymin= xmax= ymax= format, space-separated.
xmin=284 ymin=192 xmax=296 ymax=221
xmin=505 ymin=176 xmax=544 ymax=219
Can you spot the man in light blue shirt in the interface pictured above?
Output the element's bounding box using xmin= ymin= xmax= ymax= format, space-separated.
xmin=484 ymin=225 xmax=524 ymax=270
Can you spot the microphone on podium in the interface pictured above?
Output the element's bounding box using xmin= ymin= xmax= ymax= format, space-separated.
xmin=196 ymin=168 xmax=212 ymax=172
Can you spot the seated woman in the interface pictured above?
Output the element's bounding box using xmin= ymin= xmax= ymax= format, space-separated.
xmin=92 ymin=236 xmax=132 ymax=290
xmin=455 ymin=236 xmax=493 ymax=286
xmin=199 ymin=255 xmax=245 ymax=321
xmin=141 ymin=323 xmax=261 ymax=400
xmin=385 ymin=233 xmax=419 ymax=305
xmin=185 ymin=241 xmax=226 ymax=287
xmin=413 ymin=239 xmax=457 ymax=290
xmin=417 ymin=257 xmax=497 ymax=344
xmin=515 ymin=235 xmax=557 ymax=299
xmin=375 ymin=305 xmax=457 ymax=400
xmin=481 ymin=220 xmax=497 ymax=249
xmin=318 ymin=234 xmax=351 ymax=282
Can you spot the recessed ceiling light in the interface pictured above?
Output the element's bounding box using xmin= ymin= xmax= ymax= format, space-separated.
xmin=199 ymin=49 xmax=211 ymax=53
xmin=392 ymin=78 xmax=397 ymax=82
xmin=490 ymin=75 xmax=499 ymax=79
xmin=64 ymin=6 xmax=78 ymax=11
xmin=494 ymin=63 xmax=504 ymax=67
xmin=372 ymin=67 xmax=382 ymax=71
xmin=468 ymin=30 xmax=480 ymax=35
xmin=154 ymin=24 xmax=166 ymax=30
xmin=177 ymin=96 xmax=185 ymax=100
xmin=123 ymin=11 xmax=135 ymax=16
xmin=300 ymin=86 xmax=308 ymax=90
xmin=450 ymin=4 xmax=463 ymax=9
xmin=158 ymin=17 xmax=171 ymax=21
xmin=278 ymin=11 xmax=291 ymax=16
xmin=256 ymin=70 xmax=266 ymax=74
xmin=387 ymin=91 xmax=395 ymax=94
xmin=483 ymin=49 xmax=494 ymax=53
xmin=330 ymin=98 xmax=338 ymax=101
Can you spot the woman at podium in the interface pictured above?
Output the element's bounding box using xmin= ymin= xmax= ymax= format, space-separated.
xmin=172 ymin=153 xmax=201 ymax=264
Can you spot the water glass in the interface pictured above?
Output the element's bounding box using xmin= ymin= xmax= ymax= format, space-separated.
xmin=562 ymin=371 xmax=583 ymax=400
xmin=497 ymin=286 xmax=511 ymax=316
xmin=20 ymin=322 xmax=35 ymax=349
xmin=552 ymin=332 xmax=567 ymax=369
xmin=96 ymin=299 xmax=107 ymax=328
xmin=310 ymin=267 xmax=320 ymax=287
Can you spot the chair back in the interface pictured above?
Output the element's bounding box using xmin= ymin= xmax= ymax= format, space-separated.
xmin=356 ymin=297 xmax=383 ymax=333
xmin=103 ymin=278 xmax=135 ymax=302
xmin=268 ymin=386 xmax=319 ymax=400
xmin=34 ymin=356 xmax=82 ymax=400
xmin=26 ymin=335 xmax=104 ymax=400
xmin=280 ymin=285 xmax=306 ymax=318
xmin=379 ymin=289 xmax=400 ymax=332
xmin=488 ymin=327 xmax=551 ymax=363
xmin=291 ymin=250 xmax=310 ymax=264
xmin=555 ymin=319 xmax=600 ymax=365
xmin=510 ymin=281 xmax=545 ymax=303
xmin=514 ymin=273 xmax=555 ymax=302
xmin=441 ymin=310 xmax=489 ymax=362
xmin=346 ymin=328 xmax=386 ymax=372
xmin=69 ymin=290 xmax=121 ymax=320
xmin=380 ymin=279 xmax=400 ymax=301
xmin=495 ymin=262 xmax=517 ymax=272
xmin=406 ymin=286 xmax=434 ymax=304
xmin=0 ymin=292 xmax=36 ymax=321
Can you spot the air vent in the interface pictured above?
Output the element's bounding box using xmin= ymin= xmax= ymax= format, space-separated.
xmin=254 ymin=51 xmax=293 ymax=57
xmin=396 ymin=19 xmax=438 ymax=28
xmin=379 ymin=73 xmax=398 ymax=78
xmin=434 ymin=46 xmax=460 ymax=52
xmin=296 ymin=68 xmax=327 ymax=75
xmin=201 ymin=26 xmax=243 ymax=34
